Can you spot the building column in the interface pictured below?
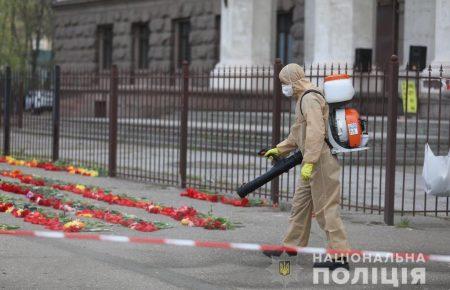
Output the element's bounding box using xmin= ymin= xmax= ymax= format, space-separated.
xmin=304 ymin=0 xmax=375 ymax=66
xmin=403 ymin=0 xmax=450 ymax=69
xmin=431 ymin=0 xmax=450 ymax=68
xmin=402 ymin=0 xmax=436 ymax=68
xmin=211 ymin=0 xmax=276 ymax=89
xmin=216 ymin=0 xmax=276 ymax=67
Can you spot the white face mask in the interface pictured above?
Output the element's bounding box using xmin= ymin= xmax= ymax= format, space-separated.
xmin=282 ymin=84 xmax=294 ymax=97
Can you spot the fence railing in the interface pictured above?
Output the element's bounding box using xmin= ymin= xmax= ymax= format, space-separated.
xmin=1 ymin=57 xmax=449 ymax=222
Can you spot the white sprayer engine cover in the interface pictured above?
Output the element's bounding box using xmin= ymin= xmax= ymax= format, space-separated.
xmin=323 ymin=74 xmax=355 ymax=103
xmin=334 ymin=109 xmax=349 ymax=143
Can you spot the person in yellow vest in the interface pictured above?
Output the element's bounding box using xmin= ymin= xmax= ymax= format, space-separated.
xmin=264 ymin=63 xmax=350 ymax=270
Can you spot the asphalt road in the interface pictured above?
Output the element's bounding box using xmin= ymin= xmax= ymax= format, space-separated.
xmin=0 ymin=164 xmax=449 ymax=289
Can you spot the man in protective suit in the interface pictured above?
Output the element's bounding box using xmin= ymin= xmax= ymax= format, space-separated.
xmin=264 ymin=63 xmax=350 ymax=270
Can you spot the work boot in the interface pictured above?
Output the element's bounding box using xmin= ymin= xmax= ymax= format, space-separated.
xmin=262 ymin=250 xmax=283 ymax=258
xmin=313 ymin=257 xmax=349 ymax=271
xmin=285 ymin=249 xmax=298 ymax=257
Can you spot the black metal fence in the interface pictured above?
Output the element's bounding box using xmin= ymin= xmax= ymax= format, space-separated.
xmin=1 ymin=57 xmax=449 ymax=220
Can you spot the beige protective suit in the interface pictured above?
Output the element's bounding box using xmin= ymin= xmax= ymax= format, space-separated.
xmin=277 ymin=64 xmax=350 ymax=250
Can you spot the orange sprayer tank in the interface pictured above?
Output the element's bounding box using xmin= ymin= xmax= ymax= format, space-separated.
xmin=344 ymin=108 xmax=362 ymax=147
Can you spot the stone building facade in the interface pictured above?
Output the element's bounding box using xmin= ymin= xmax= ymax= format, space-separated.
xmin=52 ymin=0 xmax=449 ymax=120
xmin=53 ymin=0 xmax=305 ymax=71
xmin=53 ymin=0 xmax=449 ymax=72
xmin=53 ymin=0 xmax=220 ymax=70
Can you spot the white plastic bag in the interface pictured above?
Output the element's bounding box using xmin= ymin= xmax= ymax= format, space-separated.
xmin=422 ymin=143 xmax=450 ymax=197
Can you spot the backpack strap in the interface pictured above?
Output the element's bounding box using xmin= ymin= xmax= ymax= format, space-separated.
xmin=299 ymin=89 xmax=334 ymax=152
xmin=299 ymin=89 xmax=325 ymax=116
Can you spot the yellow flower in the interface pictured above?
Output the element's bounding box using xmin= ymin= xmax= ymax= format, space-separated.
xmin=77 ymin=213 xmax=93 ymax=218
xmin=75 ymin=184 xmax=86 ymax=191
xmin=5 ymin=156 xmax=17 ymax=165
xmin=5 ymin=206 xmax=14 ymax=213
xmin=87 ymin=170 xmax=99 ymax=177
xmin=149 ymin=205 xmax=161 ymax=211
xmin=63 ymin=220 xmax=85 ymax=230
xmin=181 ymin=218 xmax=190 ymax=226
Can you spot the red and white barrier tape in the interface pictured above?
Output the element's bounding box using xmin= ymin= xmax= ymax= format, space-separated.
xmin=1 ymin=229 xmax=449 ymax=263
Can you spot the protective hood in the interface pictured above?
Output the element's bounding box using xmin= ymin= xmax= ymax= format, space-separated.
xmin=279 ymin=63 xmax=315 ymax=100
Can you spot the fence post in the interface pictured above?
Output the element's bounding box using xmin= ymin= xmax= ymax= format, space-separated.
xmin=271 ymin=59 xmax=283 ymax=205
xmin=17 ymin=81 xmax=24 ymax=129
xmin=384 ymin=55 xmax=399 ymax=225
xmin=52 ymin=65 xmax=61 ymax=162
xmin=3 ymin=66 xmax=11 ymax=156
xmin=109 ymin=65 xmax=118 ymax=177
xmin=179 ymin=61 xmax=189 ymax=188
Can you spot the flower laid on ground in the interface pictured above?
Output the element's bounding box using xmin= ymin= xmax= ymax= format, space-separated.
xmin=63 ymin=219 xmax=85 ymax=232
xmin=0 ymin=170 xmax=236 ymax=230
xmin=65 ymin=165 xmax=99 ymax=177
xmin=0 ymin=194 xmax=108 ymax=232
xmin=53 ymin=183 xmax=150 ymax=209
xmin=145 ymin=203 xmax=230 ymax=230
xmin=180 ymin=188 xmax=269 ymax=207
xmin=179 ymin=205 xmax=239 ymax=230
xmin=179 ymin=214 xmax=233 ymax=230
xmin=75 ymin=209 xmax=169 ymax=232
xmin=0 ymin=180 xmax=171 ymax=232
xmin=0 ymin=156 xmax=100 ymax=177
xmin=0 ymin=223 xmax=20 ymax=230
xmin=180 ymin=188 xmax=219 ymax=202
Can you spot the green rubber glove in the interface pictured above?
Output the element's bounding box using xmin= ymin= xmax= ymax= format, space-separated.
xmin=301 ymin=163 xmax=314 ymax=181
xmin=264 ymin=148 xmax=281 ymax=160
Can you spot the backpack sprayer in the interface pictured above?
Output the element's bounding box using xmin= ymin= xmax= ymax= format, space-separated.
xmin=237 ymin=74 xmax=369 ymax=198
